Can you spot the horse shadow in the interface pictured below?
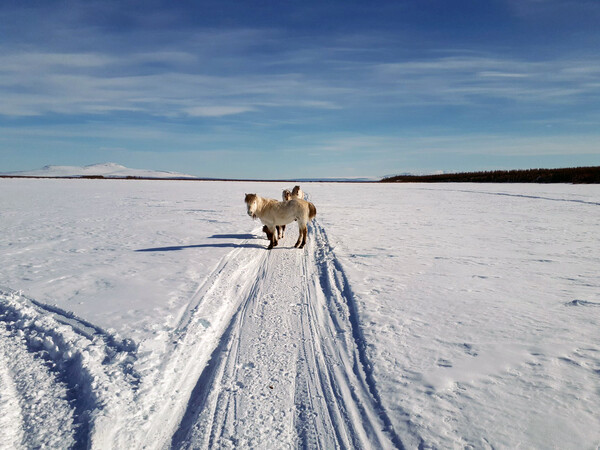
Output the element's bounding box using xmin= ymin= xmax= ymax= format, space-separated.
xmin=135 ymin=233 xmax=264 ymax=252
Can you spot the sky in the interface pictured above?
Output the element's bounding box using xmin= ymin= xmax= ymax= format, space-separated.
xmin=1 ymin=0 xmax=599 ymax=179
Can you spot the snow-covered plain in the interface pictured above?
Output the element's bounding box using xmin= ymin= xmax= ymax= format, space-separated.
xmin=0 ymin=179 xmax=599 ymax=449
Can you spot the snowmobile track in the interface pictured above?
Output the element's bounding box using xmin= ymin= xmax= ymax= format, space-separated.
xmin=171 ymin=221 xmax=404 ymax=449
xmin=1 ymin=219 xmax=408 ymax=449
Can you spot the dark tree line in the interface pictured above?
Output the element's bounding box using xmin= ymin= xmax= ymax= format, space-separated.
xmin=381 ymin=167 xmax=600 ymax=184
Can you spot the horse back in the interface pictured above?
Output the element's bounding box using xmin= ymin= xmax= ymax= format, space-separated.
xmin=289 ymin=198 xmax=316 ymax=222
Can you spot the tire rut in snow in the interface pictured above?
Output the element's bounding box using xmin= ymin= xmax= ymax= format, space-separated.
xmin=172 ymin=221 xmax=402 ymax=449
xmin=132 ymin=238 xmax=269 ymax=449
xmin=172 ymin=246 xmax=306 ymax=448
xmin=310 ymin=223 xmax=410 ymax=449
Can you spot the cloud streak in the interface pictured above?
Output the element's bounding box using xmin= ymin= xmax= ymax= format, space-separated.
xmin=2 ymin=46 xmax=599 ymax=119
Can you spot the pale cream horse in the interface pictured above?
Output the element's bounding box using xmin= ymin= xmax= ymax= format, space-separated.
xmin=279 ymin=185 xmax=305 ymax=237
xmin=292 ymin=185 xmax=304 ymax=199
xmin=245 ymin=193 xmax=317 ymax=249
xmin=282 ymin=185 xmax=305 ymax=201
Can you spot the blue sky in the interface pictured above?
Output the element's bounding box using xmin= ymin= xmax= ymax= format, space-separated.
xmin=1 ymin=0 xmax=599 ymax=179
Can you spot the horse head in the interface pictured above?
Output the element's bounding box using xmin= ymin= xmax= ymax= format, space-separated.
xmin=292 ymin=185 xmax=303 ymax=198
xmin=244 ymin=193 xmax=258 ymax=219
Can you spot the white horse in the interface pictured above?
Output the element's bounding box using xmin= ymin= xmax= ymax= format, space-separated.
xmin=245 ymin=193 xmax=317 ymax=249
xmin=282 ymin=186 xmax=305 ymax=201
xmin=292 ymin=185 xmax=304 ymax=199
xmin=248 ymin=196 xmax=286 ymax=240
xmin=279 ymin=186 xmax=305 ymax=237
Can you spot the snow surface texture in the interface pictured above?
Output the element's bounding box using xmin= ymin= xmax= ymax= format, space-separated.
xmin=0 ymin=179 xmax=599 ymax=449
xmin=1 ymin=162 xmax=197 ymax=179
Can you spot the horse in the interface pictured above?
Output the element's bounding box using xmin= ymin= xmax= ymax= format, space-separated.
xmin=283 ymin=186 xmax=304 ymax=201
xmin=245 ymin=193 xmax=317 ymax=249
xmin=278 ymin=189 xmax=292 ymax=238
xmin=279 ymin=186 xmax=305 ymax=235
xmin=292 ymin=185 xmax=304 ymax=199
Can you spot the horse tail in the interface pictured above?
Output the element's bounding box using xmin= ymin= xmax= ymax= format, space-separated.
xmin=308 ymin=202 xmax=317 ymax=221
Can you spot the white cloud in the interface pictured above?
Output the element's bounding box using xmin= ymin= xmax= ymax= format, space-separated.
xmin=477 ymin=71 xmax=531 ymax=78
xmin=0 ymin=40 xmax=599 ymax=124
xmin=281 ymin=132 xmax=600 ymax=158
xmin=184 ymin=106 xmax=255 ymax=117
xmin=370 ymin=56 xmax=600 ymax=106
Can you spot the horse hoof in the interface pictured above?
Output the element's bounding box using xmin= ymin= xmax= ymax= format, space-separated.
xmin=267 ymin=244 xmax=273 ymax=250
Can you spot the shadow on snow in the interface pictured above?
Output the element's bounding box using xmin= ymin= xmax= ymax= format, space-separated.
xmin=135 ymin=233 xmax=265 ymax=252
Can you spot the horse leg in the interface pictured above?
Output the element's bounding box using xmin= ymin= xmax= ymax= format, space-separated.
xmin=294 ymin=222 xmax=306 ymax=248
xmin=263 ymin=226 xmax=274 ymax=249
xmin=299 ymin=226 xmax=308 ymax=248
xmin=280 ymin=224 xmax=286 ymax=239
xmin=263 ymin=225 xmax=278 ymax=249
xmin=271 ymin=225 xmax=279 ymax=249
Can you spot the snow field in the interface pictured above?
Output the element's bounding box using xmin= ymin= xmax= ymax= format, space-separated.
xmin=311 ymin=183 xmax=600 ymax=448
xmin=1 ymin=179 xmax=599 ymax=448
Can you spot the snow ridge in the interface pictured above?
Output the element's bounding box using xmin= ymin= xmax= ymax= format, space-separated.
xmin=0 ymin=289 xmax=139 ymax=448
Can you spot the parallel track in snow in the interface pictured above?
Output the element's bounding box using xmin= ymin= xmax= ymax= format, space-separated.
xmin=0 ymin=219 xmax=407 ymax=449
xmin=171 ymin=221 xmax=403 ymax=449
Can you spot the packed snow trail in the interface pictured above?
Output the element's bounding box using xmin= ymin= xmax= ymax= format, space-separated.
xmin=0 ymin=206 xmax=411 ymax=448
xmin=171 ymin=221 xmax=407 ymax=449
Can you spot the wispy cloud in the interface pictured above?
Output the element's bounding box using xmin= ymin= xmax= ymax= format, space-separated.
xmin=0 ymin=41 xmax=353 ymax=118
xmin=2 ymin=46 xmax=598 ymax=119
xmin=371 ymin=56 xmax=600 ymax=106
xmin=184 ymin=106 xmax=256 ymax=117
xmin=281 ymin=132 xmax=600 ymax=159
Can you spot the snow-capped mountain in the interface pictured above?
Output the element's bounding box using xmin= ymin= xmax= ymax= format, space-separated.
xmin=2 ymin=163 xmax=198 ymax=179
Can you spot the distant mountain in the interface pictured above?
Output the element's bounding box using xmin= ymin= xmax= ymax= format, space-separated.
xmin=1 ymin=163 xmax=385 ymax=182
xmin=1 ymin=163 xmax=198 ymax=179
